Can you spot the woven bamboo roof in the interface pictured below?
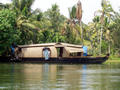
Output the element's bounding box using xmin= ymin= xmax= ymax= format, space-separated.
xmin=18 ymin=43 xmax=83 ymax=48
xmin=65 ymin=47 xmax=83 ymax=53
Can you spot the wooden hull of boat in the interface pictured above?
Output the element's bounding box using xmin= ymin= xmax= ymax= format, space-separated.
xmin=0 ymin=56 xmax=108 ymax=64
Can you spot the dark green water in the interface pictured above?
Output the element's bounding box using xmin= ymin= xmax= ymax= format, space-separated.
xmin=0 ymin=63 xmax=120 ymax=90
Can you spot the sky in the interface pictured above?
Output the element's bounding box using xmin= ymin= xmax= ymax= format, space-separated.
xmin=0 ymin=0 xmax=120 ymax=24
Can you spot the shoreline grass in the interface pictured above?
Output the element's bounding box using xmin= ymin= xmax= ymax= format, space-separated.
xmin=106 ymin=60 xmax=120 ymax=63
xmin=104 ymin=56 xmax=120 ymax=64
xmin=105 ymin=58 xmax=120 ymax=64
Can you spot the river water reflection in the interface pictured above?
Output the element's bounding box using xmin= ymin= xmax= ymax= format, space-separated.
xmin=0 ymin=63 xmax=120 ymax=90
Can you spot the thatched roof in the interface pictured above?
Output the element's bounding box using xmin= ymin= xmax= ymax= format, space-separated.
xmin=18 ymin=43 xmax=82 ymax=48
xmin=60 ymin=43 xmax=82 ymax=48
xmin=65 ymin=47 xmax=83 ymax=53
xmin=18 ymin=43 xmax=56 ymax=48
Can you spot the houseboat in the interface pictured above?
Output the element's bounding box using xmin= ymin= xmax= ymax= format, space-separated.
xmin=0 ymin=43 xmax=109 ymax=64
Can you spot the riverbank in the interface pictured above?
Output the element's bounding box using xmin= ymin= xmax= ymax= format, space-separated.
xmin=105 ymin=60 xmax=120 ymax=63
xmin=104 ymin=57 xmax=120 ymax=64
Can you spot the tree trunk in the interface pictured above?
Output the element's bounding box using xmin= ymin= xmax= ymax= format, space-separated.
xmin=108 ymin=41 xmax=110 ymax=54
xmin=100 ymin=27 xmax=103 ymax=55
xmin=79 ymin=21 xmax=83 ymax=45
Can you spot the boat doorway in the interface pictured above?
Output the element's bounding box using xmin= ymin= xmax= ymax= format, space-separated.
xmin=56 ymin=47 xmax=64 ymax=58
xmin=43 ymin=48 xmax=51 ymax=60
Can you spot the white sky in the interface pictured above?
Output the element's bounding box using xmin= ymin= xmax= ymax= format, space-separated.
xmin=0 ymin=0 xmax=120 ymax=24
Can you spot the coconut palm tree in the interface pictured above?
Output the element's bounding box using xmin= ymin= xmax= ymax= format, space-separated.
xmin=11 ymin=0 xmax=42 ymax=44
xmin=12 ymin=0 xmax=35 ymax=17
xmin=67 ymin=1 xmax=83 ymax=44
xmin=94 ymin=0 xmax=114 ymax=54
xmin=68 ymin=5 xmax=76 ymax=23
xmin=11 ymin=0 xmax=40 ymax=30
xmin=76 ymin=0 xmax=82 ymax=23
xmin=76 ymin=0 xmax=83 ymax=45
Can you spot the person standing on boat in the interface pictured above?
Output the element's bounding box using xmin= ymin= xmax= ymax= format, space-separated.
xmin=43 ymin=48 xmax=50 ymax=60
xmin=10 ymin=43 xmax=17 ymax=59
xmin=83 ymin=46 xmax=87 ymax=56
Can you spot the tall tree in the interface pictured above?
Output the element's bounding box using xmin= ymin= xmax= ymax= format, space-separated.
xmin=44 ymin=4 xmax=66 ymax=42
xmin=76 ymin=0 xmax=83 ymax=44
xmin=68 ymin=0 xmax=83 ymax=44
xmin=94 ymin=0 xmax=114 ymax=54
xmin=11 ymin=0 xmax=42 ymax=44
xmin=68 ymin=5 xmax=76 ymax=23
xmin=110 ymin=12 xmax=120 ymax=55
xmin=12 ymin=0 xmax=35 ymax=17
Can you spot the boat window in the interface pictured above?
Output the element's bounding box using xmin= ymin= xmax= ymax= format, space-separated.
xmin=70 ymin=52 xmax=82 ymax=56
xmin=77 ymin=52 xmax=82 ymax=56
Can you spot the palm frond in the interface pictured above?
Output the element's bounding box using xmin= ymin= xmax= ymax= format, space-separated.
xmin=76 ymin=0 xmax=82 ymax=22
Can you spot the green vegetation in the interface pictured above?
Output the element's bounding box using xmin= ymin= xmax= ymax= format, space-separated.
xmin=0 ymin=0 xmax=120 ymax=58
xmin=0 ymin=9 xmax=20 ymax=55
xmin=105 ymin=59 xmax=120 ymax=64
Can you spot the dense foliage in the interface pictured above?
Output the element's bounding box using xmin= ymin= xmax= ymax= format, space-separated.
xmin=0 ymin=9 xmax=19 ymax=55
xmin=0 ymin=0 xmax=120 ymax=57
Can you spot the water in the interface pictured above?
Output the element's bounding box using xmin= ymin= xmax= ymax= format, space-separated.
xmin=0 ymin=63 xmax=120 ymax=90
